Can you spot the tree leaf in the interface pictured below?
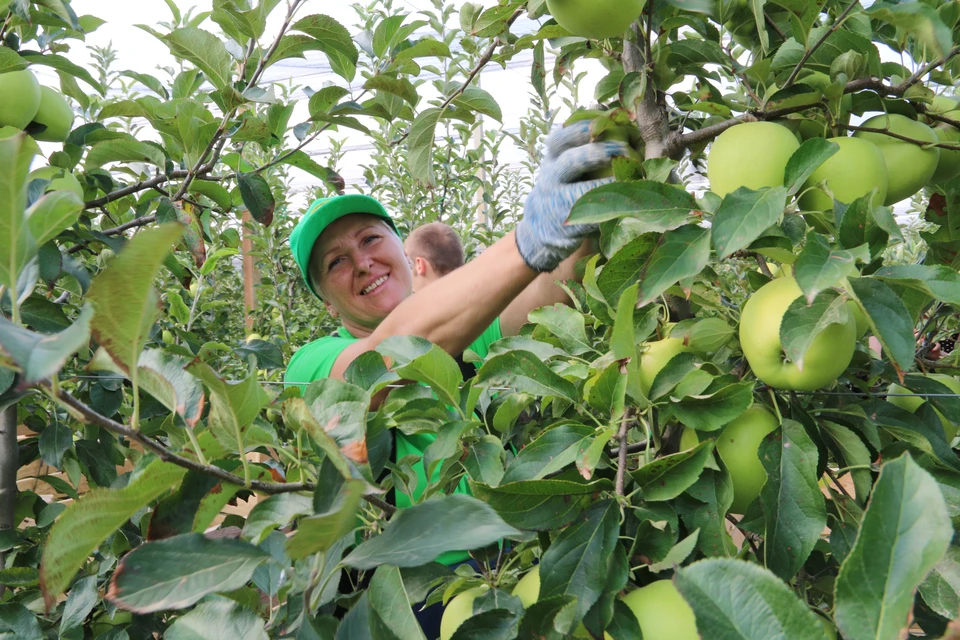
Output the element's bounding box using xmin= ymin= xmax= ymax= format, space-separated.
xmin=0 ymin=603 xmax=43 ymax=640
xmin=649 ymin=529 xmax=701 ymax=573
xmin=597 ymin=233 xmax=659 ymax=304
xmin=87 ymin=224 xmax=182 ymax=375
xmin=918 ymin=545 xmax=960 ymax=620
xmin=40 ymin=460 xmax=186 ymax=605
xmin=783 ymin=138 xmax=839 ymax=196
xmin=187 ymin=362 xmax=270 ymax=456
xmin=26 ymin=190 xmax=83 ymax=247
xmin=539 ymin=500 xmax=619 ymax=621
xmin=779 ymin=289 xmax=851 ymax=370
xmin=631 ymin=440 xmax=715 ymax=501
xmin=368 ymin=565 xmax=427 ymax=640
xmin=450 ymin=609 xmax=521 ymax=639
xmin=847 ymin=277 xmax=915 ymax=373
xmin=528 ymin=304 xmax=592 ymax=356
xmin=342 ymin=494 xmax=520 ymax=569
xmin=452 ymin=87 xmax=502 ymax=122
xmin=241 ymin=493 xmax=313 ymax=546
xmin=237 ymin=172 xmax=275 ymax=226
xmin=0 ymin=132 xmax=38 ymax=294
xmin=669 ymin=381 xmax=756 ymax=432
xmin=637 ymin=225 xmax=712 ymax=307
xmin=364 ymin=74 xmax=419 ymax=106
xmin=836 ymin=194 xmax=900 ymax=259
xmin=20 ymin=52 xmax=104 ymax=94
xmin=163 ymin=597 xmax=268 ymax=640
xmin=407 ymin=107 xmax=442 ymax=187
xmin=477 ymin=350 xmax=578 ymax=401
xmin=874 ymin=264 xmax=960 ymax=304
xmin=675 ymin=558 xmax=831 ymax=639
xmin=0 ymin=303 xmax=91 ymax=386
xmin=834 ymin=453 xmax=953 ymax=640
xmin=0 ymin=47 xmax=27 ymax=73
xmin=866 ymin=1 xmax=953 ymax=59
xmin=759 ymin=420 xmax=826 ymax=581
xmin=611 ymin=283 xmax=639 ymax=360
xmin=84 ymin=137 xmax=166 ymax=169
xmin=161 ymin=28 xmax=234 ymax=90
xmin=501 ymin=423 xmax=594 ymax=483
xmin=793 ymin=233 xmax=867 ymax=303
xmin=567 ymin=181 xmax=698 ymax=227
xmin=106 ymin=534 xmax=271 ymax=613
xmin=712 ymin=187 xmax=788 ymax=259
xmin=470 ymin=478 xmax=613 ymax=531
xmin=38 ymin=420 xmax=73 ymax=469
xmin=290 ymin=14 xmax=359 ymax=82
xmin=59 ymin=574 xmax=97 ymax=636
xmin=394 ymin=344 xmax=463 ymax=410
xmin=286 ymin=480 xmax=364 ymax=559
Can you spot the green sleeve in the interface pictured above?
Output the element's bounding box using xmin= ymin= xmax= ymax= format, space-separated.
xmin=465 ymin=317 xmax=502 ymax=360
xmin=284 ymin=336 xmax=355 ymax=391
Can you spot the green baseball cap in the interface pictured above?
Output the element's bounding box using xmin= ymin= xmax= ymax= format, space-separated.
xmin=289 ymin=194 xmax=401 ymax=299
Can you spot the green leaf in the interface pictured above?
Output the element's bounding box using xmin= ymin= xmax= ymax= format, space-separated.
xmin=301 ymin=377 xmax=370 ymax=464
xmin=0 ymin=603 xmax=43 ymax=640
xmin=394 ymin=344 xmax=463 ymax=410
xmin=107 ymin=534 xmax=271 ymax=613
xmin=237 ymin=172 xmax=275 ymax=226
xmin=631 ymin=440 xmax=715 ymax=501
xmin=163 ymin=598 xmax=268 ymax=640
xmin=675 ymin=558 xmax=831 ymax=640
xmin=836 ymin=194 xmax=900 ymax=259
xmin=918 ymin=545 xmax=960 ymax=620
xmin=712 ymin=187 xmax=788 ymax=259
xmin=84 ymin=137 xmax=167 ymax=169
xmin=343 ymin=494 xmax=520 ymax=570
xmin=783 ymin=137 xmax=839 ymax=196
xmin=286 ymin=480 xmax=364 ymax=559
xmin=867 ymin=1 xmax=953 ymax=59
xmin=407 ymin=107 xmax=442 ymax=186
xmin=611 ymin=283 xmax=639 ymax=360
xmin=793 ymin=233 xmax=867 ymax=303
xmin=290 ymin=14 xmax=359 ymax=82
xmin=0 ymin=304 xmax=91 ymax=386
xmin=26 ymin=190 xmax=83 ymax=247
xmin=241 ymin=493 xmax=313 ymax=546
xmin=649 ymin=529 xmax=700 ymax=573
xmin=758 ymin=420 xmax=826 ymax=581
xmin=779 ymin=289 xmax=851 ymax=369
xmin=20 ymin=53 xmax=104 ymax=94
xmin=363 ymin=75 xmax=419 ymax=106
xmin=528 ymin=304 xmax=592 ymax=356
xmin=452 ymin=87 xmax=502 ymax=123
xmin=501 ymin=424 xmax=594 ymax=483
xmin=669 ymin=381 xmax=756 ymax=432
xmin=477 ymin=350 xmax=577 ymax=401
xmin=188 ymin=362 xmax=270 ymax=456
xmin=847 ymin=277 xmax=915 ymax=373
xmin=470 ymin=478 xmax=613 ymax=531
xmin=161 ymin=28 xmax=233 ymax=90
xmin=637 ymin=225 xmax=712 ymax=307
xmin=539 ymin=500 xmax=619 ymax=621
xmin=276 ymin=150 xmax=343 ymax=190
xmin=281 ymin=397 xmax=355 ymax=477
xmin=820 ymin=421 xmax=873 ymax=505
xmin=368 ymin=565 xmax=427 ymax=640
xmin=0 ymin=132 xmax=38 ymax=293
xmin=597 ymin=233 xmax=658 ymax=304
xmin=40 ymin=460 xmax=186 ymax=604
xmin=307 ymin=85 xmax=350 ymax=119
xmin=38 ymin=421 xmax=72 ymax=468
xmin=874 ymin=264 xmax=960 ymax=305
xmin=0 ymin=48 xmax=27 ymax=73
xmin=567 ymin=181 xmax=698 ymax=227
xmin=835 ymin=454 xmax=952 ymax=640
xmin=59 ymin=574 xmax=97 ymax=636
xmin=87 ymin=224 xmax=182 ymax=376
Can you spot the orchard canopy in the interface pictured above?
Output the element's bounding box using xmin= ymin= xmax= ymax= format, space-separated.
xmin=3 ymin=0 xmax=960 ymax=638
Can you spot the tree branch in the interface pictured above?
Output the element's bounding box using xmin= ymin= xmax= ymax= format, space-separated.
xmin=52 ymin=388 xmax=396 ymax=515
xmin=836 ymin=122 xmax=960 ymax=150
xmin=0 ymin=404 xmax=17 ymax=599
xmin=782 ymin=0 xmax=861 ymax=89
xmin=615 ymin=408 xmax=634 ymax=496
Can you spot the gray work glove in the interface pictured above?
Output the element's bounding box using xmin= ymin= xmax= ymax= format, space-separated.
xmin=516 ymin=120 xmax=628 ymax=272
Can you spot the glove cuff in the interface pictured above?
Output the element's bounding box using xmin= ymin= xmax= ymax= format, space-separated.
xmin=515 ymin=221 xmax=563 ymax=273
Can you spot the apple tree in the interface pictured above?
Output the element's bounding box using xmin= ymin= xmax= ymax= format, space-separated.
xmin=2 ymin=0 xmax=960 ymax=638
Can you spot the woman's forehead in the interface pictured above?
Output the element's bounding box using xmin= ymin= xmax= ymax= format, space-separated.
xmin=314 ymin=214 xmax=387 ymax=254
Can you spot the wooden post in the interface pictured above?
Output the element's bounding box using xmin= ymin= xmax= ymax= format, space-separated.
xmin=242 ymin=210 xmax=259 ymax=334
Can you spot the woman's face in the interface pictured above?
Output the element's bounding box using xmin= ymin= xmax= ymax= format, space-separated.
xmin=309 ymin=213 xmax=413 ymax=335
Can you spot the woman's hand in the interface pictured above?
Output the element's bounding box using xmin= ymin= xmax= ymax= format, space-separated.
xmin=515 ymin=120 xmax=628 ymax=272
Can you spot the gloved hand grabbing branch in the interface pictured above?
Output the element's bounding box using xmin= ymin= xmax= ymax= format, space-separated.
xmin=516 ymin=120 xmax=629 ymax=272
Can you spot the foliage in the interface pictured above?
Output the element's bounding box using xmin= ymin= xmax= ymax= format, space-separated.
xmin=1 ymin=0 xmax=960 ymax=638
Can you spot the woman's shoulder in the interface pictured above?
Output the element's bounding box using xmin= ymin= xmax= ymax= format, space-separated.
xmin=285 ymin=333 xmax=358 ymax=384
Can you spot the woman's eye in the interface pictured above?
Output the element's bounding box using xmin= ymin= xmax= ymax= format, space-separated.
xmin=363 ymin=234 xmax=380 ymax=245
xmin=328 ymin=257 xmax=343 ymax=270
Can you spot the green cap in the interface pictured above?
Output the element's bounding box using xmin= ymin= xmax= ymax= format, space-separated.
xmin=289 ymin=194 xmax=401 ymax=299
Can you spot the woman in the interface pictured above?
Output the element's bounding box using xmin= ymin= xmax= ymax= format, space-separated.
xmin=282 ymin=122 xmax=626 ymax=635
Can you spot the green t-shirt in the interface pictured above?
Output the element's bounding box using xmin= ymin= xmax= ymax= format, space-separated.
xmin=284 ymin=320 xmax=503 ymax=564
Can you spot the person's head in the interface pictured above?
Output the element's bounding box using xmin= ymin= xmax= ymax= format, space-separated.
xmin=290 ymin=195 xmax=413 ymax=336
xmin=404 ymin=222 xmax=465 ymax=291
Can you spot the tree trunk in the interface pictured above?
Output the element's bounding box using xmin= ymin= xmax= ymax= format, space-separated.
xmin=0 ymin=403 xmax=17 ymax=595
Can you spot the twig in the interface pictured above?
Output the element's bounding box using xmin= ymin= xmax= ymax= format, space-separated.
xmin=836 ymin=122 xmax=960 ymax=150
xmin=782 ymin=0 xmax=861 ymax=89
xmin=608 ymin=440 xmax=649 ymax=456
xmin=644 ymin=0 xmax=654 ymax=68
xmin=763 ymin=13 xmax=788 ymax=42
xmin=51 ymin=388 xmax=396 ymax=515
xmin=615 ymin=408 xmax=634 ymax=496
xmin=0 ymin=404 xmax=17 ymax=600
xmin=755 ymin=254 xmax=773 ymax=278
xmin=825 ymin=468 xmax=852 ymax=500
xmin=726 ymin=514 xmax=761 ymax=557
xmin=393 ymin=9 xmax=523 ymax=147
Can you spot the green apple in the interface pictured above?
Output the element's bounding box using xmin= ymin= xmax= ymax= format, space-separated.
xmin=189 ymin=281 xmax=200 ymax=296
xmin=707 ymin=122 xmax=800 ymax=197
xmin=28 ymin=165 xmax=84 ymax=200
xmin=440 ymin=586 xmax=489 ymax=640
xmin=545 ymin=0 xmax=645 ymax=39
xmin=513 ymin=565 xmax=540 ymax=608
xmin=679 ymin=426 xmax=700 ymax=450
xmin=621 ymin=580 xmax=698 ymax=640
xmin=923 ymin=96 xmax=960 ymax=122
xmin=28 ymin=86 xmax=73 ymax=142
xmin=853 ymin=114 xmax=939 ymax=205
xmin=161 ymin=329 xmax=175 ymax=344
xmin=887 ymin=373 xmax=960 ymax=441
xmin=0 ymin=69 xmax=41 ymax=129
xmin=739 ymin=277 xmax=857 ymax=391
xmin=717 ymin=405 xmax=780 ymax=513
xmin=638 ymin=338 xmax=692 ymax=399
xmin=847 ymin=300 xmax=869 ymax=339
xmin=931 ymin=110 xmax=960 ymax=184
xmin=798 ymin=137 xmax=888 ymax=211
xmin=246 ymin=333 xmax=263 ymax=342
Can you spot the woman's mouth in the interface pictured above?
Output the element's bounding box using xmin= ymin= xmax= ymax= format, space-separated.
xmin=360 ymin=274 xmax=388 ymax=295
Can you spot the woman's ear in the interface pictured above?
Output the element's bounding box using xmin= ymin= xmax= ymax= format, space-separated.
xmin=323 ymin=300 xmax=339 ymax=319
